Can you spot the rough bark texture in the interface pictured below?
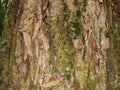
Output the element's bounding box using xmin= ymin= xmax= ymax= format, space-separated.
xmin=0 ymin=0 xmax=120 ymax=90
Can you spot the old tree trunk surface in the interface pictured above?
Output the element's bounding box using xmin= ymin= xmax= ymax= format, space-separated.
xmin=0 ymin=0 xmax=120 ymax=90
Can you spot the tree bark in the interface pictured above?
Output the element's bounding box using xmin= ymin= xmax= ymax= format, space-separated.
xmin=1 ymin=0 xmax=120 ymax=90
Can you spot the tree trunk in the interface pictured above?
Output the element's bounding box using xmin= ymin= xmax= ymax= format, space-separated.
xmin=0 ymin=0 xmax=120 ymax=90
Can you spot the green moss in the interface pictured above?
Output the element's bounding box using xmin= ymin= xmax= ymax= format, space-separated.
xmin=44 ymin=2 xmax=77 ymax=80
xmin=44 ymin=1 xmax=85 ymax=89
xmin=0 ymin=9 xmax=5 ymax=36
xmin=73 ymin=0 xmax=87 ymax=11
xmin=73 ymin=0 xmax=83 ymax=6
xmin=0 ymin=40 xmax=14 ymax=89
xmin=105 ymin=0 xmax=120 ymax=89
xmin=0 ymin=0 xmax=24 ymax=89
xmin=62 ymin=2 xmax=83 ymax=39
xmin=86 ymin=78 xmax=96 ymax=89
xmin=0 ymin=0 xmax=9 ymax=36
xmin=103 ymin=0 xmax=109 ymax=5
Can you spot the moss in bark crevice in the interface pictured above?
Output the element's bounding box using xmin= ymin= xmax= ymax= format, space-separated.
xmin=105 ymin=0 xmax=120 ymax=89
xmin=0 ymin=38 xmax=12 ymax=89
xmin=0 ymin=0 xmax=24 ymax=89
xmin=44 ymin=1 xmax=84 ymax=89
xmin=62 ymin=1 xmax=83 ymax=39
